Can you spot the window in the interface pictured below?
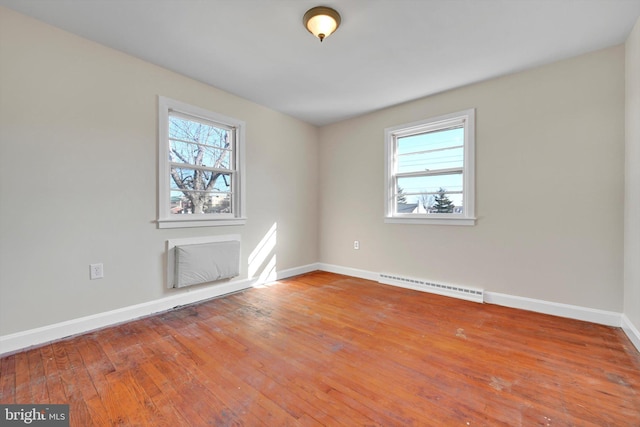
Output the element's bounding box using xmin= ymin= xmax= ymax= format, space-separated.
xmin=158 ymin=96 xmax=246 ymax=228
xmin=384 ymin=109 xmax=475 ymax=225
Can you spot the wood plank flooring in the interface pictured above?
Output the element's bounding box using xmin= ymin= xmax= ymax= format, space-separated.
xmin=1 ymin=271 xmax=639 ymax=426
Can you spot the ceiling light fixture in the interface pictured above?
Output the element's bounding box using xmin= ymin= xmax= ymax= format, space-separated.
xmin=303 ymin=6 xmax=341 ymax=42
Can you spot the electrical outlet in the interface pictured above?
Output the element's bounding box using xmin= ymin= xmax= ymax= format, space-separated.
xmin=354 ymin=240 xmax=360 ymax=250
xmin=90 ymin=263 xmax=104 ymax=280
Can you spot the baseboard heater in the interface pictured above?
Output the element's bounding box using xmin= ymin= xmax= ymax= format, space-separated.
xmin=379 ymin=273 xmax=484 ymax=303
xmin=167 ymin=236 xmax=241 ymax=289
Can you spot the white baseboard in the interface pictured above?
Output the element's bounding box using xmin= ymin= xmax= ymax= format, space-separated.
xmin=277 ymin=263 xmax=320 ymax=280
xmin=316 ymin=263 xmax=379 ymax=281
xmin=0 ymin=263 xmax=318 ymax=356
xmin=621 ymin=314 xmax=640 ymax=353
xmin=483 ymin=292 xmax=621 ymax=327
xmin=318 ymin=263 xmax=623 ymax=328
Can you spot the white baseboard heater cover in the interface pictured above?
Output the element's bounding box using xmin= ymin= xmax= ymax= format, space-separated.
xmin=379 ymin=273 xmax=484 ymax=303
xmin=167 ymin=236 xmax=241 ymax=289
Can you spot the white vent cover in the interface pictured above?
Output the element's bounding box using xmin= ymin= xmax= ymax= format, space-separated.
xmin=174 ymin=240 xmax=240 ymax=288
xmin=166 ymin=235 xmax=240 ymax=289
xmin=379 ymin=273 xmax=484 ymax=303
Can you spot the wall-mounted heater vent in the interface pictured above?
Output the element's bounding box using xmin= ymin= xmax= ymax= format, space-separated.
xmin=166 ymin=235 xmax=241 ymax=289
xmin=379 ymin=273 xmax=484 ymax=303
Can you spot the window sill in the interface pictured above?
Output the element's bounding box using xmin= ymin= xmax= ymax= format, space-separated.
xmin=384 ymin=216 xmax=476 ymax=226
xmin=157 ymin=217 xmax=247 ymax=229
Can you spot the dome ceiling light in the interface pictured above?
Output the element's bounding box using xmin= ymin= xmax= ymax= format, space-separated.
xmin=303 ymin=6 xmax=341 ymax=42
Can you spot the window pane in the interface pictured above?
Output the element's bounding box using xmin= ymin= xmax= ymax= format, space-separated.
xmin=168 ymin=115 xmax=234 ymax=216
xmin=169 ymin=139 xmax=231 ymax=169
xmin=168 ymin=115 xmax=233 ymax=214
xmin=397 ymin=174 xmax=463 ymax=195
xmin=396 ymin=189 xmax=463 ymax=215
xmin=397 ymin=126 xmax=463 ymax=154
xmin=169 ymin=115 xmax=232 ymax=168
xmin=169 ymin=116 xmax=230 ymax=148
xmin=397 ymin=127 xmax=463 ymax=174
xmin=170 ymin=167 xmax=231 ymax=192
xmin=397 ymin=146 xmax=463 ymax=173
xmin=170 ymin=190 xmax=231 ymax=215
xmin=170 ymin=166 xmax=232 ymax=214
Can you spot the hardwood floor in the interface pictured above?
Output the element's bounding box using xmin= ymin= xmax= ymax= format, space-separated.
xmin=1 ymin=271 xmax=639 ymax=426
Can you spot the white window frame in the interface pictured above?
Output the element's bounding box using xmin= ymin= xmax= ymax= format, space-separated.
xmin=384 ymin=109 xmax=476 ymax=226
xmin=158 ymin=96 xmax=246 ymax=228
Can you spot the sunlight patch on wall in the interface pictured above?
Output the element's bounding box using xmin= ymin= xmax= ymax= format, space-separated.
xmin=248 ymin=222 xmax=277 ymax=286
xmin=254 ymin=254 xmax=277 ymax=287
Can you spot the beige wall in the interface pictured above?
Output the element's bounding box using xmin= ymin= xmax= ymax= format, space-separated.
xmin=0 ymin=7 xmax=319 ymax=335
xmin=625 ymin=17 xmax=640 ymax=329
xmin=319 ymin=46 xmax=625 ymax=311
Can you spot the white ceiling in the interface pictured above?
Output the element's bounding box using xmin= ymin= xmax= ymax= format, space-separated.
xmin=2 ymin=0 xmax=639 ymax=126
